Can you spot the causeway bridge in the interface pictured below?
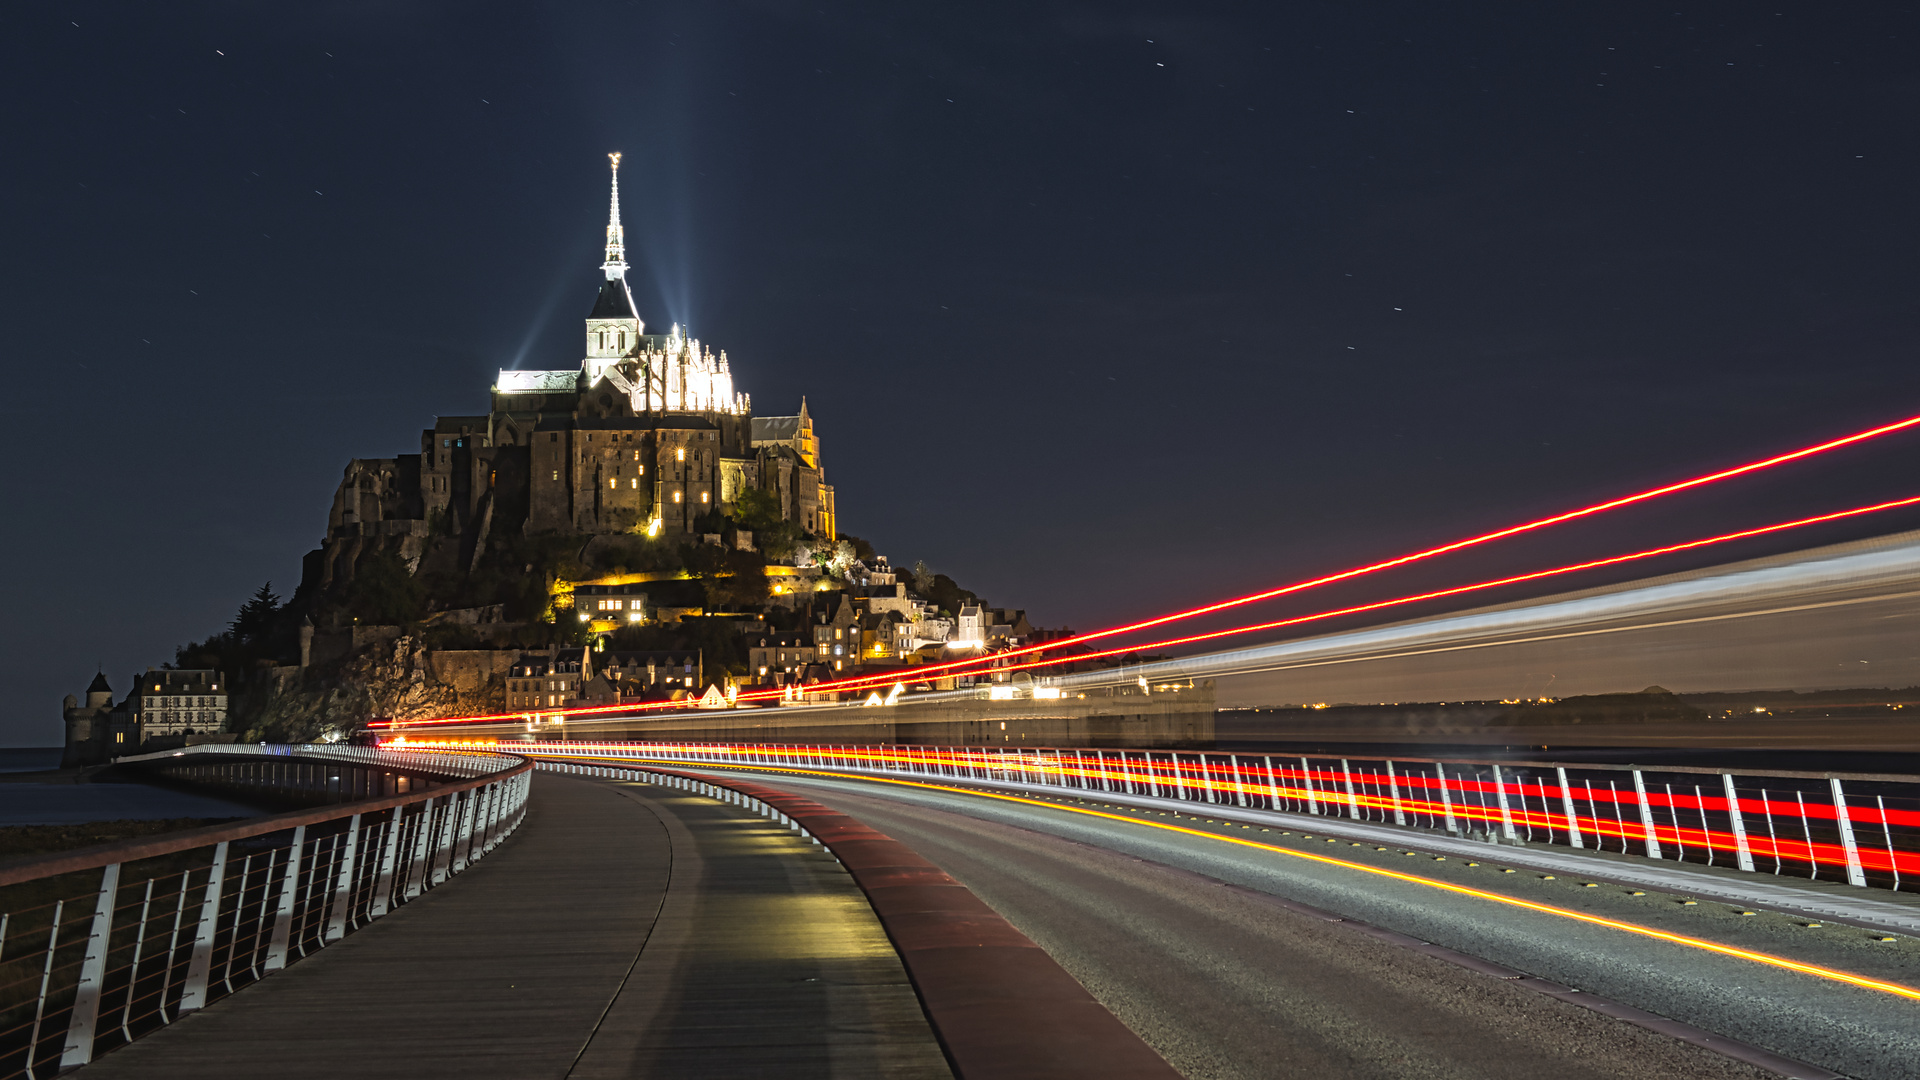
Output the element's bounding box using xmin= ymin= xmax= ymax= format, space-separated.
xmin=6 ymin=738 xmax=1920 ymax=1079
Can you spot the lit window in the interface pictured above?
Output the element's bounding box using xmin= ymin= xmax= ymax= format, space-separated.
xmin=676 ymin=448 xmax=685 ymax=461
xmin=700 ymin=491 xmax=710 ymax=503
xmin=632 ymin=450 xmax=640 ymax=460
xmin=609 ymin=478 xmax=617 ymax=489
xmin=673 ymin=491 xmax=682 ymax=503
xmin=637 ymin=464 xmax=645 ymax=475
xmin=630 ymin=478 xmax=638 ymax=488
xmin=552 ymin=471 xmax=559 ymax=481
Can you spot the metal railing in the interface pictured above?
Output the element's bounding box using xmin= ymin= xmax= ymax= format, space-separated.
xmin=495 ymin=741 xmax=1920 ymax=891
xmin=0 ymin=746 xmax=530 ymax=1078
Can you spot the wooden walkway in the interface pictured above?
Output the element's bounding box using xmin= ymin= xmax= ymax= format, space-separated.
xmin=77 ymin=774 xmax=951 ymax=1079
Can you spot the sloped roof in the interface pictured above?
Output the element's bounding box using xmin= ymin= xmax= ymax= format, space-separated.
xmin=751 ymin=416 xmax=801 ymax=443
xmin=86 ymin=672 xmax=111 ymax=695
xmin=497 ymin=370 xmax=580 ymax=393
xmin=589 ymin=277 xmax=638 ymax=320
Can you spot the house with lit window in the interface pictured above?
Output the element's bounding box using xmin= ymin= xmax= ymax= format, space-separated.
xmin=573 ymin=584 xmax=649 ymax=624
xmin=810 ymin=594 xmax=860 ymax=674
xmin=597 ymin=650 xmax=704 ymax=699
xmin=506 ymin=650 xmax=587 ymax=712
xmin=122 ymin=669 xmax=228 ymax=742
xmin=858 ymin=610 xmax=910 ymax=663
xmin=61 ymin=673 xmax=142 ymax=767
xmin=746 ymin=633 xmax=810 ymax=687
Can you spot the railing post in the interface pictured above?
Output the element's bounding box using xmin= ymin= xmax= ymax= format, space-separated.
xmin=1339 ymin=759 xmax=1361 ymax=820
xmin=179 ymin=841 xmax=230 ymax=1013
xmin=119 ymin=879 xmax=154 ymax=1041
xmin=1263 ymin=755 xmax=1281 ymax=810
xmin=432 ymin=793 xmax=460 ymax=885
xmin=27 ymin=900 xmax=63 ymax=1074
xmin=489 ymin=780 xmax=508 ymax=847
xmin=57 ymin=863 xmax=120 ymax=1069
xmin=1384 ymin=760 xmax=1406 ymax=826
xmin=370 ymin=809 xmax=403 ymax=917
xmin=325 ymin=814 xmax=362 ymax=942
xmin=473 ymin=784 xmax=496 ymax=854
xmin=265 ymin=826 xmax=305 ymax=972
xmin=1435 ymin=763 xmax=1457 ymax=832
xmin=1300 ymin=757 xmax=1319 ymax=815
xmin=452 ymin=789 xmax=479 ymax=874
xmin=1632 ymin=770 xmax=1663 ymax=859
xmin=1831 ymin=778 xmax=1869 ymax=887
xmin=1490 ymin=765 xmax=1517 ymax=840
xmin=1722 ymin=774 xmax=1755 ymax=872
xmin=406 ymin=798 xmax=435 ymax=898
xmin=1555 ymin=767 xmax=1585 ymax=848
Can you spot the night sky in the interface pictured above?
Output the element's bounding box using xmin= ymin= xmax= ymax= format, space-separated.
xmin=8 ymin=3 xmax=1920 ymax=745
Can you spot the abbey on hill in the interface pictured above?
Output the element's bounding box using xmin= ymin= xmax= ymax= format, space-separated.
xmin=313 ymin=152 xmax=836 ymax=593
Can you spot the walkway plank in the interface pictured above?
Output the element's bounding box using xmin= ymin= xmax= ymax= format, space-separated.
xmin=77 ymin=775 xmax=949 ymax=1079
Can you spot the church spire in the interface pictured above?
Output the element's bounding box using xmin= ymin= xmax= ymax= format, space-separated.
xmin=601 ymin=152 xmax=628 ymax=281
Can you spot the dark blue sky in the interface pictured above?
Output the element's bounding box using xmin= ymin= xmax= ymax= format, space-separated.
xmin=8 ymin=3 xmax=1920 ymax=744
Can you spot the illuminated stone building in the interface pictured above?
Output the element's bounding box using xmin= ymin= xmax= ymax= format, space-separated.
xmin=317 ymin=154 xmax=836 ymax=587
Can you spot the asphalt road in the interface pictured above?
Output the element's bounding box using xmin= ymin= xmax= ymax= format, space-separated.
xmin=758 ymin=772 xmax=1920 ymax=1080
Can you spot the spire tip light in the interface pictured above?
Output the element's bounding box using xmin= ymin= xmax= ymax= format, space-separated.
xmin=602 ymin=151 xmax=628 ymax=280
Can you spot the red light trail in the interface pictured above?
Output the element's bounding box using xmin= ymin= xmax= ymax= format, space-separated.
xmin=381 ymin=487 xmax=1920 ymax=728
xmin=809 ymin=408 xmax=1920 ymax=684
xmin=919 ymin=491 xmax=1920 ymax=685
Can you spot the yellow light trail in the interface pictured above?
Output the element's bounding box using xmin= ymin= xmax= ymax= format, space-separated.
xmin=538 ymin=752 xmax=1920 ymax=1005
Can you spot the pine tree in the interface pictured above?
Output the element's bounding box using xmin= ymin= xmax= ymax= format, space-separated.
xmin=230 ymin=582 xmax=281 ymax=645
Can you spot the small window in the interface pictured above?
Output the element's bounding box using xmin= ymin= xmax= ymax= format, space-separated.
xmin=609 ymin=478 xmax=617 ymax=490
xmin=673 ymin=491 xmax=682 ymax=503
xmin=549 ymin=433 xmax=558 ymax=443
xmin=700 ymin=491 xmax=709 ymax=503
xmin=676 ymin=448 xmax=685 ymax=461
xmin=630 ymin=478 xmax=638 ymax=489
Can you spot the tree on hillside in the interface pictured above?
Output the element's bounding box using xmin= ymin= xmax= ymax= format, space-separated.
xmin=925 ymin=573 xmax=977 ymax=618
xmin=229 ymin=583 xmax=281 ymax=646
xmin=732 ymin=487 xmax=783 ymax=531
xmin=730 ymin=487 xmax=803 ymax=560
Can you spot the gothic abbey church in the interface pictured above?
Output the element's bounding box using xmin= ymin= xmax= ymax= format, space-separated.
xmin=316 ymin=154 xmax=836 ymax=586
